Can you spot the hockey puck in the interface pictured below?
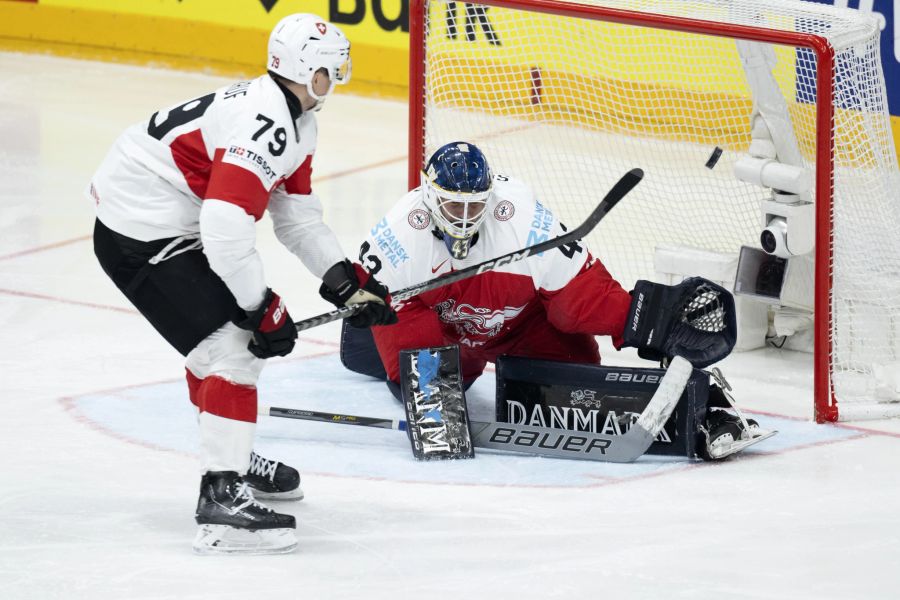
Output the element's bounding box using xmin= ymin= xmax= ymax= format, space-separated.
xmin=705 ymin=146 xmax=723 ymax=169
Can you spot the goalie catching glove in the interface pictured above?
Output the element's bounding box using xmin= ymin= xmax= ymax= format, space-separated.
xmin=622 ymin=277 xmax=736 ymax=368
xmin=319 ymin=260 xmax=399 ymax=328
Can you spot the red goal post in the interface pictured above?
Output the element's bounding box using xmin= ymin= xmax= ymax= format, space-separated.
xmin=408 ymin=0 xmax=900 ymax=422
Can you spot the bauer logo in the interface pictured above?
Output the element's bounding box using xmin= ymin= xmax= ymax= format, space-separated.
xmin=487 ymin=427 xmax=612 ymax=456
xmin=604 ymin=372 xmax=661 ymax=385
xmin=631 ymin=292 xmax=644 ymax=332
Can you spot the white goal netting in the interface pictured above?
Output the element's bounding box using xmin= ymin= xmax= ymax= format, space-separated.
xmin=414 ymin=0 xmax=900 ymax=420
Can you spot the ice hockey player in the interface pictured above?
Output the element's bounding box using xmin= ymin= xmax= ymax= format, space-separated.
xmin=340 ymin=141 xmax=765 ymax=462
xmin=90 ymin=14 xmax=397 ymax=555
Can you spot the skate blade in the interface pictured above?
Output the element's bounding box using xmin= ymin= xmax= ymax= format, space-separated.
xmin=708 ymin=429 xmax=778 ymax=460
xmin=250 ymin=486 xmax=305 ymax=501
xmin=192 ymin=524 xmax=298 ymax=555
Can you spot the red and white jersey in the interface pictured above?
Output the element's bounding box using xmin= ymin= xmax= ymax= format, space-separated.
xmin=88 ymin=74 xmax=345 ymax=309
xmin=362 ymin=175 xmax=633 ymax=381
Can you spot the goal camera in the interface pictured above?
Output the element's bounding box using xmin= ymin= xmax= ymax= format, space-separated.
xmin=759 ymin=191 xmax=814 ymax=258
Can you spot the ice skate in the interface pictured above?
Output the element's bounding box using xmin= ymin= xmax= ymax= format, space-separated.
xmin=698 ymin=368 xmax=777 ymax=461
xmin=243 ymin=451 xmax=304 ymax=501
xmin=193 ymin=471 xmax=297 ymax=555
xmin=699 ymin=408 xmax=775 ymax=460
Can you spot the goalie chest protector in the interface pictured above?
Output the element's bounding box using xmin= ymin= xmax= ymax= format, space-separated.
xmin=495 ymin=357 xmax=709 ymax=458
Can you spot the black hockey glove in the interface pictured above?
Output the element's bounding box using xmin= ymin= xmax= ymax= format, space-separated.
xmin=234 ymin=288 xmax=298 ymax=359
xmin=319 ymin=259 xmax=399 ymax=328
xmin=621 ymin=277 xmax=736 ymax=368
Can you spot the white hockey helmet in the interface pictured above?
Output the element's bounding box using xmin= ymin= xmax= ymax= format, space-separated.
xmin=267 ymin=14 xmax=352 ymax=109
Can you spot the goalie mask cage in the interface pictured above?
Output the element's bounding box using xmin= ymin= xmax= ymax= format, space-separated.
xmin=408 ymin=0 xmax=900 ymax=422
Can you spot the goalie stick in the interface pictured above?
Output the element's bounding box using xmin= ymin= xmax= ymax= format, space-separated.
xmin=295 ymin=168 xmax=644 ymax=332
xmin=258 ymin=356 xmax=692 ymax=463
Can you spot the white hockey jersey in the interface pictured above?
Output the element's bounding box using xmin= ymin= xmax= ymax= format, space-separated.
xmin=362 ymin=175 xmax=633 ymax=382
xmin=89 ymin=74 xmax=344 ymax=309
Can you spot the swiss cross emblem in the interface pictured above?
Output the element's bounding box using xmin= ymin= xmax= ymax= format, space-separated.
xmin=316 ymin=22 xmax=327 ymax=35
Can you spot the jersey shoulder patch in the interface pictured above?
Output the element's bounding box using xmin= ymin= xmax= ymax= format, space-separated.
xmin=401 ymin=188 xmax=432 ymax=231
xmin=490 ymin=175 xmax=535 ymax=219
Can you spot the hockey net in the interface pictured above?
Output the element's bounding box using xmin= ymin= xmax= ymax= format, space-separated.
xmin=409 ymin=0 xmax=900 ymax=422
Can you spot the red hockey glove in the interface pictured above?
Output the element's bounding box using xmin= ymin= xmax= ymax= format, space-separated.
xmin=319 ymin=260 xmax=399 ymax=328
xmin=234 ymin=288 xmax=298 ymax=359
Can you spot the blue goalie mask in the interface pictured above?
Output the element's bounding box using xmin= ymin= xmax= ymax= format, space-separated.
xmin=421 ymin=141 xmax=494 ymax=259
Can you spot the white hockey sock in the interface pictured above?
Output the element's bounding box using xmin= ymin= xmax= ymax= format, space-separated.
xmin=197 ymin=375 xmax=257 ymax=474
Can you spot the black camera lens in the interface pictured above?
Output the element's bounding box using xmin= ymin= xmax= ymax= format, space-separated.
xmin=760 ymin=229 xmax=778 ymax=254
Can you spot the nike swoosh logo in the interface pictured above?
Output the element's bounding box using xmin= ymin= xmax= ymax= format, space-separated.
xmin=431 ymin=259 xmax=449 ymax=274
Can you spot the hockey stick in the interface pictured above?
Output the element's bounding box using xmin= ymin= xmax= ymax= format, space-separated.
xmin=295 ymin=168 xmax=644 ymax=332
xmin=258 ymin=356 xmax=692 ymax=463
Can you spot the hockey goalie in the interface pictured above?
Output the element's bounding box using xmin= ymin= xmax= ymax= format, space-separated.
xmin=338 ymin=141 xmax=774 ymax=460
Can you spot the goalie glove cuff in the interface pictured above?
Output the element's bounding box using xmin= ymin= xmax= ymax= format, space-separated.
xmin=623 ymin=280 xmax=671 ymax=358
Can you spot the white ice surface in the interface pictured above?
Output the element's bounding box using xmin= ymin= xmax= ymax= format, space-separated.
xmin=2 ymin=53 xmax=900 ymax=599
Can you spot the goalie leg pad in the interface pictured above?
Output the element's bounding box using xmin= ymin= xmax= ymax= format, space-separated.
xmin=495 ymin=356 xmax=709 ymax=458
xmin=399 ymin=346 xmax=474 ymax=460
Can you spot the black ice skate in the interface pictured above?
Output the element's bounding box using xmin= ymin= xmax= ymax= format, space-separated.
xmin=698 ymin=368 xmax=777 ymax=461
xmin=244 ymin=451 xmax=304 ymax=501
xmin=193 ymin=471 xmax=297 ymax=555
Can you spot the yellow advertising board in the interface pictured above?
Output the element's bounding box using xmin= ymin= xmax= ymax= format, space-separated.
xmin=40 ymin=0 xmax=410 ymax=49
xmin=0 ymin=0 xmax=412 ymax=97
